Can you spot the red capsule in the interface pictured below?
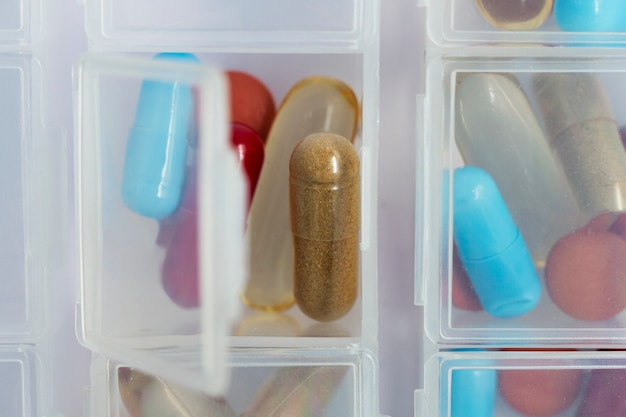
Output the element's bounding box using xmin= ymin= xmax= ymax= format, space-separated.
xmin=231 ymin=123 xmax=265 ymax=208
xmin=227 ymin=71 xmax=276 ymax=143
xmin=160 ymin=124 xmax=264 ymax=308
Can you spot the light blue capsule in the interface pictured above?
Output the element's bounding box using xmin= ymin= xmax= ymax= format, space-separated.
xmin=453 ymin=166 xmax=541 ymax=318
xmin=450 ymin=369 xmax=497 ymax=417
xmin=555 ymin=0 xmax=626 ymax=32
xmin=122 ymin=52 xmax=199 ymax=219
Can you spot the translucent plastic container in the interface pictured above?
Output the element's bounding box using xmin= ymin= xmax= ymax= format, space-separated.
xmin=422 ymin=0 xmax=626 ymax=47
xmin=417 ymin=56 xmax=626 ymax=345
xmin=89 ymin=349 xmax=377 ymax=417
xmin=418 ymin=350 xmax=626 ymax=417
xmin=0 ymin=0 xmax=43 ymax=46
xmin=82 ymin=0 xmax=378 ymax=50
xmin=76 ymin=47 xmax=379 ymax=394
xmin=0 ymin=346 xmax=44 ymax=417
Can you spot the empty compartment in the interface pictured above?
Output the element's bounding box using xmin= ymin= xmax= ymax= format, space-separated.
xmin=0 ymin=0 xmax=42 ymax=45
xmin=420 ymin=56 xmax=626 ymax=344
xmin=0 ymin=347 xmax=41 ymax=417
xmin=0 ymin=55 xmax=50 ymax=341
xmin=83 ymin=0 xmax=377 ymax=49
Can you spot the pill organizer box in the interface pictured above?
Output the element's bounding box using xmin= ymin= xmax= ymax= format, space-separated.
xmin=1 ymin=0 xmax=385 ymax=415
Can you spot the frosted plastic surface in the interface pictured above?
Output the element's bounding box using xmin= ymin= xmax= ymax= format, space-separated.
xmin=0 ymin=0 xmax=21 ymax=31
xmin=0 ymin=66 xmax=28 ymax=334
xmin=0 ymin=361 xmax=26 ymax=416
xmin=86 ymin=0 xmax=374 ymax=49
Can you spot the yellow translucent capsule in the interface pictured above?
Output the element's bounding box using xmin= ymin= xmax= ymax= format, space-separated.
xmin=290 ymin=133 xmax=360 ymax=322
xmin=474 ymin=0 xmax=553 ymax=30
xmin=243 ymin=77 xmax=359 ymax=312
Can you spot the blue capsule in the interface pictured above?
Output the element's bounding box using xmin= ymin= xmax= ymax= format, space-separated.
xmin=453 ymin=166 xmax=541 ymax=318
xmin=554 ymin=0 xmax=626 ymax=32
xmin=122 ymin=52 xmax=199 ymax=219
xmin=450 ymin=369 xmax=497 ymax=417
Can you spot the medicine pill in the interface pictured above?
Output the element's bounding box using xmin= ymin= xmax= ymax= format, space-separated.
xmin=118 ymin=367 xmax=236 ymax=417
xmin=161 ymin=124 xmax=264 ymax=308
xmin=227 ymin=71 xmax=276 ymax=142
xmin=453 ymin=166 xmax=541 ymax=318
xmin=498 ymin=369 xmax=582 ymax=417
xmin=243 ymin=77 xmax=359 ymax=312
xmin=533 ymin=73 xmax=626 ymax=219
xmin=576 ymin=369 xmax=626 ymax=416
xmin=545 ymin=223 xmax=626 ymax=321
xmin=554 ymin=0 xmax=626 ymax=32
xmin=450 ymin=369 xmax=497 ymax=417
xmin=122 ymin=52 xmax=198 ymax=219
xmin=456 ymin=73 xmax=580 ymax=266
xmin=240 ymin=366 xmax=348 ymax=417
xmin=474 ymin=0 xmax=553 ymax=30
xmin=290 ymin=133 xmax=359 ymax=322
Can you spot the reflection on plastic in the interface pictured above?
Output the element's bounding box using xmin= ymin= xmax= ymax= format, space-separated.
xmin=240 ymin=366 xmax=348 ymax=417
xmin=450 ymin=369 xmax=496 ymax=417
xmin=122 ymin=53 xmax=198 ymax=219
xmin=474 ymin=0 xmax=553 ymax=30
xmin=499 ymin=369 xmax=582 ymax=417
xmin=455 ymin=72 xmax=580 ymax=266
xmin=554 ymin=0 xmax=626 ymax=32
xmin=290 ymin=133 xmax=359 ymax=322
xmin=453 ymin=166 xmax=541 ymax=318
xmin=533 ymin=73 xmax=626 ymax=219
xmin=118 ymin=367 xmax=235 ymax=417
xmin=243 ymin=76 xmax=359 ymax=312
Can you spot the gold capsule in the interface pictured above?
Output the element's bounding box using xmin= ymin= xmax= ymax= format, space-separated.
xmin=243 ymin=77 xmax=359 ymax=312
xmin=474 ymin=0 xmax=553 ymax=30
xmin=289 ymin=132 xmax=359 ymax=322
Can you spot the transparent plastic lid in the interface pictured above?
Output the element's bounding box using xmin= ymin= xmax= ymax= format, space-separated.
xmin=83 ymin=0 xmax=376 ymax=50
xmin=0 ymin=0 xmax=42 ymax=45
xmin=76 ymin=53 xmax=246 ymax=395
xmin=0 ymin=55 xmax=56 ymax=341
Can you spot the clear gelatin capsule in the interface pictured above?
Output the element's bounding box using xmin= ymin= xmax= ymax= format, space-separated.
xmin=474 ymin=0 xmax=553 ymax=30
xmin=456 ymin=73 xmax=580 ymax=266
xmin=533 ymin=73 xmax=626 ymax=218
xmin=290 ymin=133 xmax=360 ymax=322
xmin=117 ymin=367 xmax=236 ymax=417
xmin=555 ymin=0 xmax=626 ymax=32
xmin=121 ymin=52 xmax=198 ymax=219
xmin=240 ymin=366 xmax=348 ymax=417
xmin=243 ymin=77 xmax=359 ymax=312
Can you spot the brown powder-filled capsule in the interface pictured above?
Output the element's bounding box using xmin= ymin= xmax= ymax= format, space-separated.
xmin=289 ymin=132 xmax=360 ymax=322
